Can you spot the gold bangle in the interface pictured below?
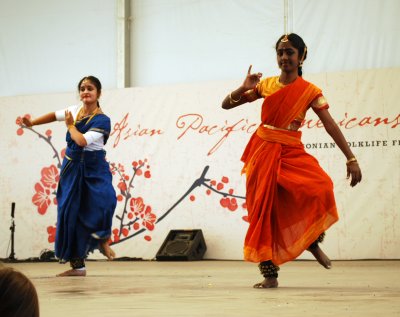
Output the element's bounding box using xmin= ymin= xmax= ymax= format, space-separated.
xmin=346 ymin=157 xmax=357 ymax=165
xmin=229 ymin=92 xmax=241 ymax=105
xmin=67 ymin=124 xmax=75 ymax=130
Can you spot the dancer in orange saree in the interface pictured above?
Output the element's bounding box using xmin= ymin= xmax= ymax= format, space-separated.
xmin=222 ymin=33 xmax=362 ymax=288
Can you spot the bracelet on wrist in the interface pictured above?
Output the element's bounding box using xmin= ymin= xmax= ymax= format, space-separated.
xmin=229 ymin=92 xmax=242 ymax=105
xmin=67 ymin=124 xmax=75 ymax=130
xmin=346 ymin=157 xmax=357 ymax=165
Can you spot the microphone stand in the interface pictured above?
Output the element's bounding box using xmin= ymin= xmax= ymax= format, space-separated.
xmin=8 ymin=202 xmax=16 ymax=262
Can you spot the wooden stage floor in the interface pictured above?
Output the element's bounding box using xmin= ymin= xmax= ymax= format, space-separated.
xmin=2 ymin=260 xmax=400 ymax=317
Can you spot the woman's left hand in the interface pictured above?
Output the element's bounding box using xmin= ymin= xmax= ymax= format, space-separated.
xmin=347 ymin=162 xmax=362 ymax=187
xmin=65 ymin=110 xmax=74 ymax=127
xmin=22 ymin=116 xmax=33 ymax=127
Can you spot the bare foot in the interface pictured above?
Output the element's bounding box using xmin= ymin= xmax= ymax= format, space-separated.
xmin=56 ymin=269 xmax=86 ymax=277
xmin=99 ymin=240 xmax=116 ymax=260
xmin=253 ymin=277 xmax=278 ymax=289
xmin=308 ymin=245 xmax=332 ymax=269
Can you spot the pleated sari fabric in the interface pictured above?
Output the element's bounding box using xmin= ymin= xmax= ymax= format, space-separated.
xmin=55 ymin=113 xmax=116 ymax=263
xmin=241 ymin=77 xmax=339 ymax=265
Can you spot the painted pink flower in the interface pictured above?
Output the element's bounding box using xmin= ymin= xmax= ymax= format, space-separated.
xmin=32 ymin=182 xmax=51 ymax=215
xmin=117 ymin=181 xmax=127 ymax=191
xmin=47 ymin=226 xmax=56 ymax=243
xmin=144 ymin=170 xmax=151 ymax=178
xmin=111 ymin=228 xmax=120 ymax=243
xmin=220 ymin=197 xmax=238 ymax=212
xmin=121 ymin=228 xmax=129 ymax=237
xmin=40 ymin=165 xmax=59 ymax=189
xmin=141 ymin=205 xmax=157 ymax=231
xmin=16 ymin=115 xmax=31 ymax=135
xmin=117 ymin=163 xmax=125 ymax=173
xmin=130 ymin=197 xmax=145 ymax=216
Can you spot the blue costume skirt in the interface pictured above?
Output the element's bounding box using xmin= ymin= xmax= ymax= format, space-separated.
xmin=55 ymin=147 xmax=116 ymax=262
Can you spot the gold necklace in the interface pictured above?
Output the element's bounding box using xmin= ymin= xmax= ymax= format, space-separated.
xmin=79 ymin=106 xmax=98 ymax=118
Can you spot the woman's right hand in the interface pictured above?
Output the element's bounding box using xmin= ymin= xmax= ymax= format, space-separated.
xmin=221 ymin=65 xmax=262 ymax=109
xmin=241 ymin=65 xmax=262 ymax=91
xmin=22 ymin=117 xmax=33 ymax=127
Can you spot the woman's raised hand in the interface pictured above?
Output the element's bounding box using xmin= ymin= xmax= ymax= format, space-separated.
xmin=242 ymin=65 xmax=262 ymax=90
xmin=64 ymin=110 xmax=74 ymax=127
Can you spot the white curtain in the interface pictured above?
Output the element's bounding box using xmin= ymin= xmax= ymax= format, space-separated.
xmin=1 ymin=0 xmax=399 ymax=96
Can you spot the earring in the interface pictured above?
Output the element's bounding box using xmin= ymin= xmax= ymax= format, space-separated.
xmin=299 ymin=47 xmax=307 ymax=67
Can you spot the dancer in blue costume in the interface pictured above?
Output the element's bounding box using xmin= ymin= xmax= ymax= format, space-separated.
xmin=22 ymin=76 xmax=117 ymax=277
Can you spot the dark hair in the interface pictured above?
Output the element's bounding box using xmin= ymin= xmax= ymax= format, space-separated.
xmin=77 ymin=75 xmax=102 ymax=107
xmin=275 ymin=33 xmax=307 ymax=76
xmin=0 ymin=267 xmax=40 ymax=317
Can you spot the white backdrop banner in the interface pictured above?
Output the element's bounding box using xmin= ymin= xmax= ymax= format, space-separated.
xmin=0 ymin=67 xmax=399 ymax=261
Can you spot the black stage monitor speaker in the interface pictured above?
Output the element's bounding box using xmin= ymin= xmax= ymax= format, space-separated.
xmin=156 ymin=229 xmax=207 ymax=261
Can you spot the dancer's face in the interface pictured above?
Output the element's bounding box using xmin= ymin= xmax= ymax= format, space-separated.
xmin=79 ymin=80 xmax=100 ymax=105
xmin=276 ymin=41 xmax=300 ymax=74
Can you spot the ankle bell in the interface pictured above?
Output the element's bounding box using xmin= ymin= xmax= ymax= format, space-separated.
xmin=258 ymin=261 xmax=280 ymax=278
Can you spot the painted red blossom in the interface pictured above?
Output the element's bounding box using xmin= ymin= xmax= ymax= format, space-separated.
xmin=110 ymin=160 xmax=157 ymax=242
xmin=129 ymin=197 xmax=157 ymax=230
xmin=32 ymin=182 xmax=52 ymax=215
xmin=220 ymin=197 xmax=238 ymax=211
xmin=31 ymin=165 xmax=59 ymax=215
xmin=191 ymin=174 xmax=247 ymax=220
xmin=130 ymin=197 xmax=145 ymax=215
xmin=40 ymin=165 xmax=59 ymax=189
xmin=16 ymin=114 xmax=31 ymax=135
xmin=47 ymin=226 xmax=57 ymax=243
xmin=141 ymin=205 xmax=157 ymax=231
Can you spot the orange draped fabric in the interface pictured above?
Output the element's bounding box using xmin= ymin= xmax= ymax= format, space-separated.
xmin=241 ymin=77 xmax=339 ymax=265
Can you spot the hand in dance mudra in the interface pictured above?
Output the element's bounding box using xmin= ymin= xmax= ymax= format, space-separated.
xmin=242 ymin=65 xmax=262 ymax=91
xmin=64 ymin=110 xmax=74 ymax=127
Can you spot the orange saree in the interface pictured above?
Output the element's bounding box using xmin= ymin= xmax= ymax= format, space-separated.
xmin=242 ymin=76 xmax=339 ymax=265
